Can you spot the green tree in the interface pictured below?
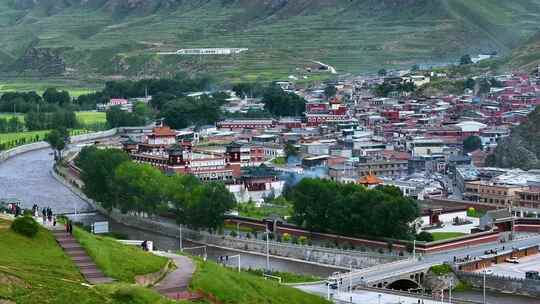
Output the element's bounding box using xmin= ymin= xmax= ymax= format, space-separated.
xmin=262 ymin=86 xmax=306 ymax=117
xmin=324 ymin=85 xmax=337 ymax=98
xmin=114 ymin=162 xmax=166 ymax=214
xmin=186 ymin=182 xmax=236 ymax=230
xmin=45 ymin=127 xmax=69 ymax=160
xmin=463 ymin=135 xmax=482 ymax=153
xmin=416 ymin=231 xmax=434 ymax=242
xmin=76 ymin=147 xmax=130 ymax=209
xmin=460 ymin=55 xmax=473 ymax=65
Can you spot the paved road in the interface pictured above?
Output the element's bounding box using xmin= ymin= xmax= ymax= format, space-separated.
xmin=0 ymin=148 xmax=93 ymax=214
xmin=302 ymin=235 xmax=540 ymax=298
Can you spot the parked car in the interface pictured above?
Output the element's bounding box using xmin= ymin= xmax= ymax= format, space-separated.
xmin=505 ymin=257 xmax=519 ymax=264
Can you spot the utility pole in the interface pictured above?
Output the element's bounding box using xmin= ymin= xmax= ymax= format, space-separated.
xmin=179 ymin=224 xmax=183 ymax=252
xmin=266 ymin=227 xmax=270 ymax=270
xmin=413 ymin=239 xmax=416 ymax=260
xmin=349 ymin=262 xmax=352 ymax=294
xmin=483 ymin=270 xmax=486 ymax=304
xmin=449 ymin=278 xmax=453 ymax=304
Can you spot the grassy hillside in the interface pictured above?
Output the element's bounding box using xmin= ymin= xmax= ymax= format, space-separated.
xmin=190 ymin=257 xmax=330 ymax=304
xmin=0 ymin=217 xmax=178 ymax=304
xmin=504 ymin=32 xmax=540 ymax=72
xmin=1 ymin=0 xmax=540 ymax=81
xmin=73 ymin=226 xmax=168 ymax=283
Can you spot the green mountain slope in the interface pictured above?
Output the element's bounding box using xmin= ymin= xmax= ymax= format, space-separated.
xmin=504 ymin=32 xmax=540 ymax=72
xmin=2 ymin=0 xmax=540 ymax=81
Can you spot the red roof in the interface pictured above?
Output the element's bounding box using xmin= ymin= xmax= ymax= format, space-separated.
xmin=151 ymin=126 xmax=176 ymax=137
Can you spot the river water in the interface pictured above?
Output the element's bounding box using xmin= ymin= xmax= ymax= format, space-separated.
xmin=1 ymin=147 xmax=538 ymax=303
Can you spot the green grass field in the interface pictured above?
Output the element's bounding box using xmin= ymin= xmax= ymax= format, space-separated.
xmin=75 ymin=111 xmax=107 ymax=125
xmin=73 ymin=226 xmax=168 ymax=283
xmin=430 ymin=232 xmax=467 ymax=241
xmin=0 ymin=217 xmax=178 ymax=304
xmin=0 ymin=129 xmax=91 ymax=150
xmin=190 ymin=257 xmax=330 ymax=304
xmin=0 ymin=79 xmax=101 ymax=97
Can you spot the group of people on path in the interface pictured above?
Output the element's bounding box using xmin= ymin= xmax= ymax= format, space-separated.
xmin=37 ymin=205 xmax=56 ymax=226
xmin=6 ymin=202 xmax=22 ymax=217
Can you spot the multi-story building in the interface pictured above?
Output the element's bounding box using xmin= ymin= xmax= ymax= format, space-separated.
xmin=357 ymin=159 xmax=408 ymax=178
xmin=463 ymin=180 xmax=526 ymax=207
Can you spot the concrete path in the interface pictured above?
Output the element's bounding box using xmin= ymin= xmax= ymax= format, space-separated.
xmin=152 ymin=251 xmax=199 ymax=300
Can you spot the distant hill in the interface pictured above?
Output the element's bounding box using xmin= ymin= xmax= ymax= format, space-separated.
xmin=504 ymin=32 xmax=540 ymax=72
xmin=488 ymin=107 xmax=540 ymax=170
xmin=2 ymin=0 xmax=540 ymax=81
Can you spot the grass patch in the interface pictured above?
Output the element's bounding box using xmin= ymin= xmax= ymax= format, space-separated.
xmin=190 ymin=257 xmax=330 ymax=304
xmin=271 ymin=157 xmax=287 ymax=165
xmin=75 ymin=111 xmax=106 ymax=125
xmin=244 ymin=269 xmax=321 ymax=284
xmin=453 ymin=280 xmax=473 ymax=292
xmin=429 ymin=264 xmax=453 ymax=276
xmin=73 ymin=226 xmax=168 ymax=283
xmin=430 ymin=232 xmax=467 ymax=241
xmin=0 ymin=218 xmax=177 ymax=303
xmin=237 ymin=202 xmax=292 ymax=220
xmin=0 ymin=129 xmax=91 ymax=150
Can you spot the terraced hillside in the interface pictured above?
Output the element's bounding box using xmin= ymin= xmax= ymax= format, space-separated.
xmin=1 ymin=0 xmax=540 ymax=81
xmin=504 ymin=32 xmax=540 ymax=72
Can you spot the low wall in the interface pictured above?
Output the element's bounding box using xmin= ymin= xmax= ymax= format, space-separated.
xmin=0 ymin=128 xmax=118 ymax=163
xmin=457 ymin=271 xmax=540 ymax=298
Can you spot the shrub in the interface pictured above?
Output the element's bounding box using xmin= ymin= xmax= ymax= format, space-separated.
xmin=11 ymin=216 xmax=39 ymax=238
xmin=416 ymin=231 xmax=434 ymax=242
xmin=298 ymin=236 xmax=307 ymax=245
xmin=229 ymin=230 xmax=237 ymax=238
xmin=282 ymin=233 xmax=291 ymax=242
xmin=430 ymin=264 xmax=453 ymax=276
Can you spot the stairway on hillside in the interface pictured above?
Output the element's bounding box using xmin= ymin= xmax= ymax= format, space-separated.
xmin=51 ymin=229 xmax=114 ymax=284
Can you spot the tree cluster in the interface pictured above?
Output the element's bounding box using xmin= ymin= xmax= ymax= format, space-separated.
xmin=0 ymin=117 xmax=24 ymax=133
xmin=373 ymin=82 xmax=416 ymax=97
xmin=162 ymin=95 xmax=226 ymax=129
xmin=262 ymin=85 xmax=306 ymax=117
xmin=102 ymin=73 xmax=211 ymax=99
xmin=76 ymin=147 xmax=236 ymax=230
xmin=106 ymin=102 xmax=153 ymax=128
xmin=286 ymin=179 xmax=420 ymax=240
xmin=25 ymin=109 xmax=77 ymax=131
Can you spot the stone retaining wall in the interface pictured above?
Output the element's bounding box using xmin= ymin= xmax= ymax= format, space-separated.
xmin=457 ymin=271 xmax=540 ymax=298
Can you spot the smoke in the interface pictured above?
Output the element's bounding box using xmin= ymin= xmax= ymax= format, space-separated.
xmin=281 ymin=166 xmax=328 ymax=188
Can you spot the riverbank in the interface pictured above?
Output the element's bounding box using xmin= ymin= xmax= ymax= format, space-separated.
xmin=52 ymin=167 xmax=359 ymax=271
